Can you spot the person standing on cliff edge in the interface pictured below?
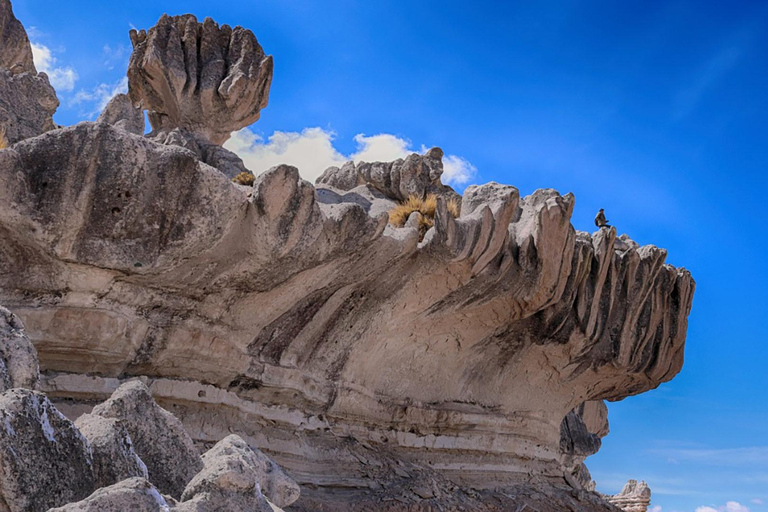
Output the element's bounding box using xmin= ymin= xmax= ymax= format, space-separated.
xmin=595 ymin=208 xmax=610 ymax=228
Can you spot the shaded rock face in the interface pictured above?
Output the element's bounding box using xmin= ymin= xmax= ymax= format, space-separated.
xmin=0 ymin=0 xmax=58 ymax=145
xmin=127 ymin=13 xmax=272 ymax=146
xmin=0 ymin=306 xmax=38 ymax=391
xmin=89 ymin=380 xmax=203 ymax=499
xmin=0 ymin=389 xmax=95 ymax=511
xmin=75 ymin=413 xmax=149 ymax=488
xmin=48 ymin=477 xmax=172 ymax=512
xmin=317 ymin=147 xmax=460 ymax=203
xmin=607 ymin=480 xmax=652 ymax=512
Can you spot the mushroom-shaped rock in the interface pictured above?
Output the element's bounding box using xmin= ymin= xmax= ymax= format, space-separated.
xmin=0 ymin=306 xmax=38 ymax=391
xmin=97 ymin=93 xmax=145 ymax=135
xmin=90 ymin=380 xmax=203 ymax=499
xmin=0 ymin=389 xmax=95 ymax=511
xmin=127 ymin=13 xmax=273 ymax=146
xmin=178 ymin=435 xmax=292 ymax=512
xmin=75 ymin=413 xmax=149 ymax=488
xmin=48 ymin=477 xmax=172 ymax=512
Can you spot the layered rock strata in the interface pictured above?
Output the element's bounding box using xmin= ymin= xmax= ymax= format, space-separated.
xmin=607 ymin=480 xmax=652 ymax=512
xmin=0 ymin=4 xmax=695 ymax=511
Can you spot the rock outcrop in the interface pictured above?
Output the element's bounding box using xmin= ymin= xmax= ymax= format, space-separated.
xmin=48 ymin=477 xmax=172 ymax=512
xmin=90 ymin=380 xmax=203 ymax=499
xmin=0 ymin=389 xmax=96 ymax=511
xmin=0 ymin=306 xmax=38 ymax=392
xmin=0 ymin=0 xmax=59 ymax=145
xmin=0 ymin=4 xmax=695 ymax=511
xmin=97 ymin=93 xmax=145 ymax=135
xmin=607 ymin=480 xmax=652 ymax=512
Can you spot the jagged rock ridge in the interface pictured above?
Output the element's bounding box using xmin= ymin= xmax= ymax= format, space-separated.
xmin=0 ymin=2 xmax=693 ymax=510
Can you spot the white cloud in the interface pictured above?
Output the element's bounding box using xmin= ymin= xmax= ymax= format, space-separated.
xmin=696 ymin=502 xmax=751 ymax=512
xmin=225 ymin=127 xmax=477 ymax=187
xmin=649 ymin=506 xmax=662 ymax=512
xmin=30 ymin=42 xmax=78 ymax=92
xmin=70 ymin=76 xmax=129 ymax=118
xmin=751 ymin=499 xmax=764 ymax=505
xmin=102 ymin=43 xmax=130 ymax=71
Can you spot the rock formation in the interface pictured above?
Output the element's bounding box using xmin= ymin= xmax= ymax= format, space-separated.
xmin=607 ymin=480 xmax=652 ymax=512
xmin=0 ymin=2 xmax=695 ymax=510
xmin=0 ymin=0 xmax=58 ymax=145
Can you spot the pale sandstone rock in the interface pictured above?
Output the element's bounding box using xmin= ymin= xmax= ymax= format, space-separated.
xmin=48 ymin=477 xmax=172 ymax=512
xmin=0 ymin=0 xmax=34 ymax=74
xmin=97 ymin=93 xmax=145 ymax=135
xmin=0 ymin=389 xmax=95 ymax=511
xmin=607 ymin=479 xmax=652 ymax=512
xmin=90 ymin=380 xmax=203 ymax=499
xmin=178 ymin=435 xmax=285 ymax=512
xmin=75 ymin=413 xmax=149 ymax=488
xmin=127 ymin=14 xmax=272 ymax=146
xmin=0 ymin=306 xmax=38 ymax=391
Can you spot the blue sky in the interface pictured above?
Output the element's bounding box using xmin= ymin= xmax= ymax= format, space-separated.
xmin=13 ymin=1 xmax=768 ymax=510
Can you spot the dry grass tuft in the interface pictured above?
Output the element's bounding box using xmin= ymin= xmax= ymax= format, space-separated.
xmin=232 ymin=171 xmax=255 ymax=186
xmin=389 ymin=194 xmax=461 ymax=240
xmin=0 ymin=127 xmax=8 ymax=150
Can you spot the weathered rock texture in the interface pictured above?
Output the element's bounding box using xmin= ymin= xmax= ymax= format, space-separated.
xmin=0 ymin=389 xmax=95 ymax=511
xmin=97 ymin=93 xmax=145 ymax=135
xmin=0 ymin=306 xmax=38 ymax=392
xmin=0 ymin=0 xmax=59 ymax=145
xmin=75 ymin=413 xmax=149 ymax=488
xmin=48 ymin=477 xmax=172 ymax=512
xmin=0 ymin=5 xmax=695 ymax=511
xmin=127 ymin=14 xmax=272 ymax=146
xmin=317 ymin=147 xmax=460 ymax=203
xmin=607 ymin=480 xmax=652 ymax=512
xmin=90 ymin=380 xmax=203 ymax=499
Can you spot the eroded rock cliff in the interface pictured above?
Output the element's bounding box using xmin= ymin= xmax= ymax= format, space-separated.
xmin=0 ymin=3 xmax=693 ymax=510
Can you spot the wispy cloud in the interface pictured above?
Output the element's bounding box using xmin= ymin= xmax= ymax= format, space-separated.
xmin=102 ymin=43 xmax=130 ymax=71
xmin=30 ymin=42 xmax=78 ymax=92
xmin=225 ymin=127 xmax=477 ymax=187
xmin=696 ymin=502 xmax=751 ymax=512
xmin=70 ymin=76 xmax=128 ymax=118
xmin=649 ymin=446 xmax=768 ymax=467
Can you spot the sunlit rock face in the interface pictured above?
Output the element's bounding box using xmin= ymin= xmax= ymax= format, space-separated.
xmin=0 ymin=6 xmax=694 ymax=511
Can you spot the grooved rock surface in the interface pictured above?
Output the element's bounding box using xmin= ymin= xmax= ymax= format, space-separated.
xmin=48 ymin=477 xmax=172 ymax=512
xmin=127 ymin=13 xmax=272 ymax=146
xmin=75 ymin=413 xmax=149 ymax=488
xmin=90 ymin=380 xmax=203 ymax=499
xmin=177 ymin=435 xmax=282 ymax=512
xmin=607 ymin=479 xmax=652 ymax=512
xmin=0 ymin=306 xmax=38 ymax=392
xmin=0 ymin=389 xmax=95 ymax=511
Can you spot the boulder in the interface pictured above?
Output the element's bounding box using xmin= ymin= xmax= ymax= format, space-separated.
xmin=97 ymin=93 xmax=145 ymax=135
xmin=0 ymin=306 xmax=38 ymax=392
xmin=48 ymin=477 xmax=172 ymax=512
xmin=74 ymin=413 xmax=149 ymax=488
xmin=90 ymin=380 xmax=203 ymax=499
xmin=0 ymin=0 xmax=35 ymax=74
xmin=178 ymin=435 xmax=283 ymax=512
xmin=607 ymin=480 xmax=652 ymax=512
xmin=0 ymin=389 xmax=95 ymax=511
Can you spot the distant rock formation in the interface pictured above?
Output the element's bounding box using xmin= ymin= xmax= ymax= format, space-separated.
xmin=0 ymin=2 xmax=695 ymax=510
xmin=608 ymin=480 xmax=652 ymax=512
xmin=0 ymin=0 xmax=58 ymax=144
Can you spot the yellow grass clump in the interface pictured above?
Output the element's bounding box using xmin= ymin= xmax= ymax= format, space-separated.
xmin=389 ymin=194 xmax=461 ymax=240
xmin=232 ymin=171 xmax=255 ymax=186
xmin=0 ymin=127 xmax=8 ymax=150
